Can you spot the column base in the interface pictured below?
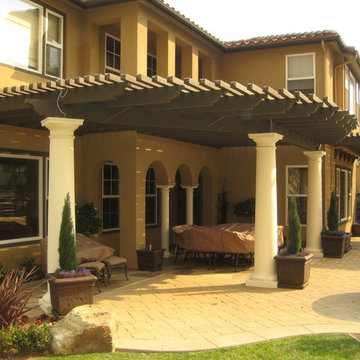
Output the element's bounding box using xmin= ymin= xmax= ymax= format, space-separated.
xmin=246 ymin=278 xmax=278 ymax=289
xmin=304 ymin=248 xmax=323 ymax=257
xmin=39 ymin=284 xmax=53 ymax=315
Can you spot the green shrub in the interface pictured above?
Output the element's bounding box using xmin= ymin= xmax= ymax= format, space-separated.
xmin=233 ymin=198 xmax=255 ymax=217
xmin=9 ymin=323 xmax=53 ymax=353
xmin=59 ymin=193 xmax=78 ymax=271
xmin=327 ymin=191 xmax=339 ymax=231
xmin=0 ymin=323 xmax=53 ymax=355
xmin=76 ymin=202 xmax=102 ymax=236
xmin=287 ymin=197 xmax=302 ymax=254
xmin=0 ymin=327 xmax=12 ymax=353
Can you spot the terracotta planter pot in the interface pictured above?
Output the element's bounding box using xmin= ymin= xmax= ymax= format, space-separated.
xmin=136 ymin=248 xmax=165 ymax=271
xmin=275 ymin=253 xmax=313 ymax=289
xmin=49 ymin=274 xmax=97 ymax=316
xmin=321 ymin=234 xmax=347 ymax=258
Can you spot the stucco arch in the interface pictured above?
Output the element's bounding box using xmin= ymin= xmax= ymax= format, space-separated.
xmin=175 ymin=163 xmax=194 ymax=186
xmin=149 ymin=160 xmax=168 ymax=185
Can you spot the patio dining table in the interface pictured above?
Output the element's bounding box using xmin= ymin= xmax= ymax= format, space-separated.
xmin=172 ymin=223 xmax=284 ymax=255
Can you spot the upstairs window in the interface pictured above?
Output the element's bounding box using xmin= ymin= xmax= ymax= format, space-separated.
xmin=145 ymin=167 xmax=157 ymax=226
xmin=345 ymin=66 xmax=357 ymax=115
xmin=0 ymin=0 xmax=63 ymax=78
xmin=102 ymin=163 xmax=120 ymax=231
xmin=105 ymin=33 xmax=120 ymax=75
xmin=147 ymin=30 xmax=157 ymax=77
xmin=45 ymin=10 xmax=63 ymax=77
xmin=286 ymin=53 xmax=315 ymax=96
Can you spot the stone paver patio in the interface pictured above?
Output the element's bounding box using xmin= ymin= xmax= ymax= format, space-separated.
xmin=28 ymin=238 xmax=360 ymax=352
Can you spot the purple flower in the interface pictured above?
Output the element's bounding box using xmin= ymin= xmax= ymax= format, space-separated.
xmin=54 ymin=267 xmax=91 ymax=278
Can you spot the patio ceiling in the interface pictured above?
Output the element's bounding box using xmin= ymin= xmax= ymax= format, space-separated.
xmin=0 ymin=73 xmax=358 ymax=150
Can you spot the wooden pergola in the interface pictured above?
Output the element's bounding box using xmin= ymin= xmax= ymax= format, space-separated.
xmin=0 ymin=73 xmax=358 ymax=150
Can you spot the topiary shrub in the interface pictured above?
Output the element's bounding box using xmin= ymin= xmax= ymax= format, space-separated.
xmin=58 ymin=193 xmax=78 ymax=271
xmin=76 ymin=202 xmax=102 ymax=236
xmin=287 ymin=197 xmax=302 ymax=255
xmin=327 ymin=191 xmax=339 ymax=232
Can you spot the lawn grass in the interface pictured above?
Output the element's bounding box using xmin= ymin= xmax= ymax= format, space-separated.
xmin=34 ymin=334 xmax=360 ymax=360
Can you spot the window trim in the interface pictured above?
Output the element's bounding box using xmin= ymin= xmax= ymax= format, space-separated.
xmin=104 ymin=32 xmax=121 ymax=75
xmin=145 ymin=167 xmax=157 ymax=227
xmin=285 ymin=165 xmax=308 ymax=225
xmin=336 ymin=166 xmax=352 ymax=223
xmin=45 ymin=8 xmax=64 ymax=78
xmin=102 ymin=162 xmax=120 ymax=232
xmin=286 ymin=52 xmax=316 ymax=94
xmin=0 ymin=153 xmax=43 ymax=245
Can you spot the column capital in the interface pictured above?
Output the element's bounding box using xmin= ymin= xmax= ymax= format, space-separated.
xmin=181 ymin=184 xmax=198 ymax=190
xmin=303 ymin=151 xmax=326 ymax=162
xmin=156 ymin=183 xmax=175 ymax=190
xmin=41 ymin=117 xmax=84 ymax=135
xmin=249 ymin=132 xmax=283 ymax=147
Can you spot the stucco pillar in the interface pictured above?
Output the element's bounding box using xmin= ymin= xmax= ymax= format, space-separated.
xmin=246 ymin=132 xmax=283 ymax=289
xmin=304 ymin=151 xmax=326 ymax=255
xmin=41 ymin=117 xmax=84 ymax=273
xmin=39 ymin=117 xmax=83 ymax=314
xmin=157 ymin=184 xmax=173 ymax=254
xmin=183 ymin=185 xmax=197 ymax=225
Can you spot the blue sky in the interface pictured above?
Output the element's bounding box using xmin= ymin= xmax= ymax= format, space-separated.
xmin=165 ymin=0 xmax=360 ymax=52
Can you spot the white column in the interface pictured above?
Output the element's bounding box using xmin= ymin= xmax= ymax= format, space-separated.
xmin=41 ymin=117 xmax=84 ymax=273
xmin=246 ymin=132 xmax=283 ymax=289
xmin=304 ymin=151 xmax=326 ymax=255
xmin=157 ymin=184 xmax=173 ymax=254
xmin=183 ymin=185 xmax=197 ymax=225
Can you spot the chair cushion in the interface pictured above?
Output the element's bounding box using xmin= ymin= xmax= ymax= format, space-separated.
xmin=102 ymin=256 xmax=127 ymax=266
xmin=79 ymin=261 xmax=105 ymax=272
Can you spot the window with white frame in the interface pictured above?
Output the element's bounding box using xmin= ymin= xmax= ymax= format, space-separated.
xmin=0 ymin=153 xmax=43 ymax=244
xmin=147 ymin=30 xmax=157 ymax=77
xmin=286 ymin=53 xmax=315 ymax=96
xmin=145 ymin=167 xmax=157 ymax=226
xmin=105 ymin=33 xmax=120 ymax=75
xmin=336 ymin=167 xmax=352 ymax=222
xmin=102 ymin=163 xmax=119 ymax=231
xmin=286 ymin=166 xmax=308 ymax=224
xmin=0 ymin=0 xmax=63 ymax=78
xmin=345 ymin=66 xmax=357 ymax=116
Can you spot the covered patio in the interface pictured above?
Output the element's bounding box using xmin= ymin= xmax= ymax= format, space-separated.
xmin=0 ymin=73 xmax=358 ymax=289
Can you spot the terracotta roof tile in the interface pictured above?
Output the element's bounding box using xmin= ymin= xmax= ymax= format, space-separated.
xmin=224 ymin=30 xmax=339 ymax=49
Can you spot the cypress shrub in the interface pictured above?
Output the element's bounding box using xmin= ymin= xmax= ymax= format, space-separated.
xmin=287 ymin=197 xmax=302 ymax=254
xmin=327 ymin=191 xmax=339 ymax=232
xmin=58 ymin=193 xmax=77 ymax=271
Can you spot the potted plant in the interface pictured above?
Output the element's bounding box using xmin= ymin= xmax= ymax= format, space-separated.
xmin=233 ymin=198 xmax=255 ymax=223
xmin=136 ymin=241 xmax=165 ymax=271
xmin=274 ymin=197 xmax=313 ymax=289
xmin=49 ymin=193 xmax=96 ymax=316
xmin=321 ymin=191 xmax=352 ymax=258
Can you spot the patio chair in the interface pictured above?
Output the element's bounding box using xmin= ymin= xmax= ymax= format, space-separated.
xmin=78 ymin=261 xmax=107 ymax=292
xmin=102 ymin=256 xmax=128 ymax=284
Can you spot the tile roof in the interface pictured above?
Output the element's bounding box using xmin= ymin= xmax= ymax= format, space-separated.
xmin=224 ymin=30 xmax=340 ymax=49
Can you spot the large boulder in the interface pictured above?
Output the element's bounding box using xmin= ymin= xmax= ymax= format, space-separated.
xmin=51 ymin=305 xmax=118 ymax=355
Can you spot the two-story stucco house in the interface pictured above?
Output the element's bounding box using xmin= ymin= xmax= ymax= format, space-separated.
xmin=0 ymin=0 xmax=359 ymax=288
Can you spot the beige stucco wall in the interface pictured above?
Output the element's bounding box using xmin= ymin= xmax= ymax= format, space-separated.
xmin=220 ymin=42 xmax=349 ymax=104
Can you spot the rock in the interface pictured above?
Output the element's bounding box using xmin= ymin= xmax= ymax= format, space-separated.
xmin=50 ymin=304 xmax=117 ymax=355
